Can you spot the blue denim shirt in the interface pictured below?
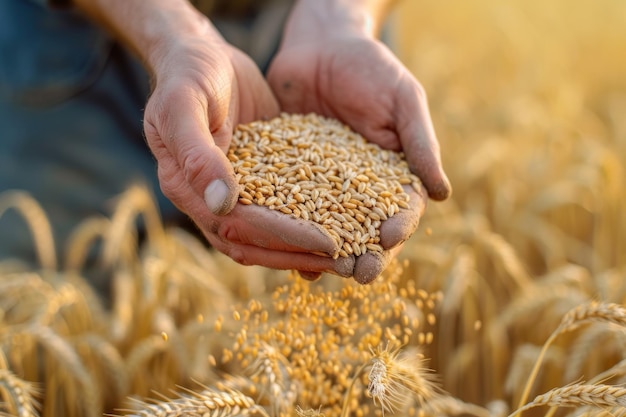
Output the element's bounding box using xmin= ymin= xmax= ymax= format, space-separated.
xmin=0 ymin=0 xmax=156 ymax=271
xmin=0 ymin=0 xmax=113 ymax=106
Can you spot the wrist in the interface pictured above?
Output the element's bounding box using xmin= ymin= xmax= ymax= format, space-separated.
xmin=72 ymin=0 xmax=221 ymax=76
xmin=145 ymin=18 xmax=225 ymax=80
xmin=281 ymin=0 xmax=392 ymax=47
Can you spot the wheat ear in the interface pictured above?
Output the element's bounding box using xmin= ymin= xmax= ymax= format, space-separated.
xmin=510 ymin=384 xmax=626 ymax=417
xmin=114 ymin=387 xmax=269 ymax=417
xmin=543 ymin=357 xmax=626 ymax=417
xmin=0 ymin=369 xmax=39 ymax=417
xmin=73 ymin=333 xmax=130 ymax=407
xmin=0 ymin=191 xmax=56 ymax=271
xmin=102 ymin=185 xmax=166 ymax=268
xmin=339 ymin=362 xmax=370 ymax=417
xmin=63 ymin=216 xmax=110 ymax=272
xmin=248 ymin=343 xmax=294 ymax=416
xmin=517 ymin=302 xmax=626 ymax=409
xmin=26 ymin=325 xmax=101 ymax=417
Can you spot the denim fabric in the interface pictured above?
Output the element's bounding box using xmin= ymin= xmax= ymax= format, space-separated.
xmin=0 ymin=0 xmax=178 ymax=273
xmin=0 ymin=0 xmax=292 ymax=274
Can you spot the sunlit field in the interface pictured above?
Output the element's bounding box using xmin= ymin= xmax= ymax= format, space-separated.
xmin=395 ymin=0 xmax=626 ymax=406
xmin=1 ymin=1 xmax=626 ymax=416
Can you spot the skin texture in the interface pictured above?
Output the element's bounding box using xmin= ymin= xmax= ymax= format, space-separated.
xmin=268 ymin=0 xmax=449 ymax=281
xmin=70 ymin=0 xmax=450 ymax=282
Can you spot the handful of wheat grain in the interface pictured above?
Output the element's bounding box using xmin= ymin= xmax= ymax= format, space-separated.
xmin=228 ymin=113 xmax=422 ymax=260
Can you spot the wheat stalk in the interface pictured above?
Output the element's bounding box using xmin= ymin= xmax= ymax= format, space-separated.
xmin=124 ymin=334 xmax=182 ymax=398
xmin=26 ymin=325 xmax=101 ymax=417
xmin=424 ymin=395 xmax=492 ymax=417
xmin=72 ymin=333 xmax=130 ymax=410
xmin=504 ymin=344 xmax=563 ymax=400
xmin=0 ymin=191 xmax=56 ymax=272
xmin=477 ymin=231 xmax=532 ymax=291
xmin=565 ymin=323 xmax=626 ymax=383
xmin=101 ymin=185 xmax=166 ymax=268
xmin=63 ymin=216 xmax=111 ymax=273
xmin=517 ymin=302 xmax=626 ymax=409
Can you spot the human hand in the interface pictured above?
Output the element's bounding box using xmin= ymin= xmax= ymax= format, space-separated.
xmin=70 ymin=0 xmax=367 ymax=276
xmin=297 ymin=181 xmax=427 ymax=284
xmin=143 ymin=30 xmax=356 ymax=275
xmin=267 ymin=36 xmax=450 ymax=200
xmin=266 ymin=8 xmax=449 ymax=282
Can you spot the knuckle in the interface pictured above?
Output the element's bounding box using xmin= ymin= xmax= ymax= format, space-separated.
xmin=217 ymin=221 xmax=240 ymax=243
xmin=227 ymin=247 xmax=253 ymax=266
xmin=413 ymin=80 xmax=428 ymax=101
xmin=157 ymin=163 xmax=184 ymax=202
xmin=181 ymin=150 xmax=208 ymax=187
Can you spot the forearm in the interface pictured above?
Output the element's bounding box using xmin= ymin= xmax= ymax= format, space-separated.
xmin=71 ymin=0 xmax=219 ymax=75
xmin=282 ymin=0 xmax=396 ymax=45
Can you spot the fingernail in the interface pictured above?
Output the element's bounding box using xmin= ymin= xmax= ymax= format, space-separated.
xmin=204 ymin=179 xmax=230 ymax=215
xmin=431 ymin=173 xmax=452 ymax=201
xmin=440 ymin=174 xmax=453 ymax=199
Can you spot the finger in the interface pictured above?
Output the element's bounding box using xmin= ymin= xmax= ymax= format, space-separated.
xmin=208 ymin=237 xmax=355 ymax=277
xmin=145 ymin=85 xmax=239 ymax=216
xmin=353 ymin=251 xmax=391 ymax=284
xmin=222 ymin=203 xmax=340 ymax=257
xmin=353 ymin=244 xmax=404 ymax=285
xmin=297 ymin=271 xmax=323 ymax=281
xmin=396 ymin=80 xmax=452 ymax=201
xmin=378 ymin=183 xmax=427 ymax=250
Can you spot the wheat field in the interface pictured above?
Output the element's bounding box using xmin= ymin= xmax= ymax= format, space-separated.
xmin=1 ymin=0 xmax=626 ymax=416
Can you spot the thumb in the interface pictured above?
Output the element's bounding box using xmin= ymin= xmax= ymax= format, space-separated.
xmin=397 ymin=82 xmax=452 ymax=201
xmin=145 ymin=85 xmax=239 ymax=216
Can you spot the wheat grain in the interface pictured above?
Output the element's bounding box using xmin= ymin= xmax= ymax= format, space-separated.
xmin=228 ymin=113 xmax=421 ymax=259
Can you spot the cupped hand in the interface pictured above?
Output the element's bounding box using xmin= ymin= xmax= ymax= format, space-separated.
xmin=352 ymin=183 xmax=427 ymax=284
xmin=142 ymin=33 xmax=354 ymax=275
xmin=267 ymin=36 xmax=450 ymax=200
xmin=267 ymin=34 xmax=449 ymax=282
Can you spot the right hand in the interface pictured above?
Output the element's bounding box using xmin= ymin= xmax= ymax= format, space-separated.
xmin=143 ymin=31 xmax=355 ymax=276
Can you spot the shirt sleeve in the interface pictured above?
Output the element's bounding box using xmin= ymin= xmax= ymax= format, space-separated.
xmin=27 ymin=0 xmax=71 ymax=8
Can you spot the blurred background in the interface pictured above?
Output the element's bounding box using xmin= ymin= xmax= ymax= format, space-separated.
xmin=393 ymin=0 xmax=626 ymax=406
xmin=395 ymin=0 xmax=626 ymax=274
xmin=2 ymin=1 xmax=626 ymax=416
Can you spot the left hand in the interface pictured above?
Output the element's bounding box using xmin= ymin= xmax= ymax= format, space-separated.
xmin=267 ymin=34 xmax=448 ymax=282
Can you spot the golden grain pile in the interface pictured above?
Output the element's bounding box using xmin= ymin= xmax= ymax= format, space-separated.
xmin=2 ymin=0 xmax=626 ymax=416
xmin=228 ymin=113 xmax=420 ymax=259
